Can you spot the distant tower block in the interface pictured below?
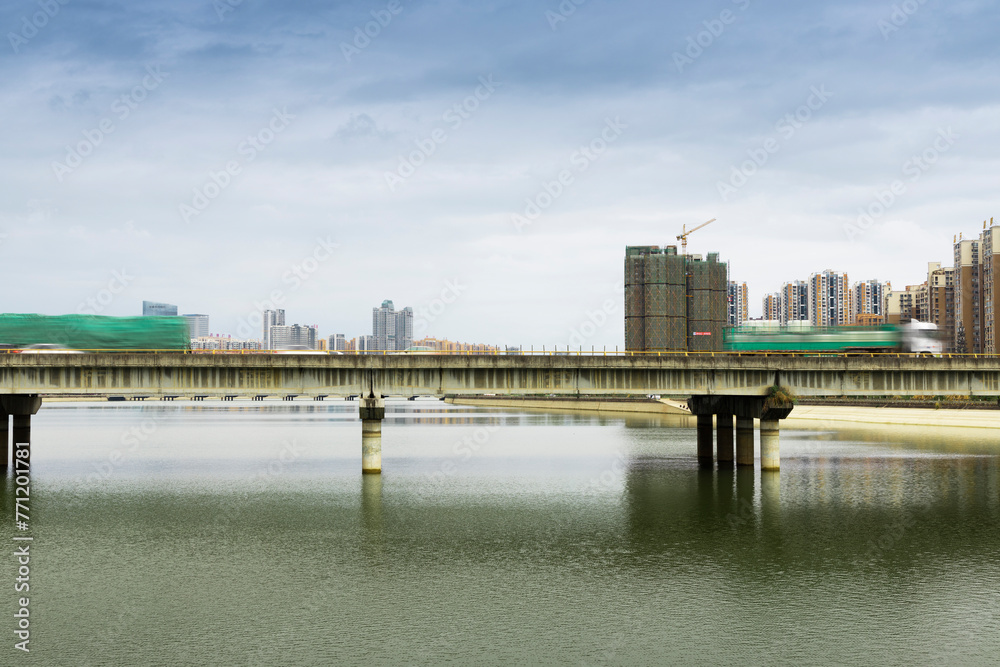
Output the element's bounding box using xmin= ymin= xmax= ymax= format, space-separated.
xmin=625 ymin=245 xmax=729 ymax=352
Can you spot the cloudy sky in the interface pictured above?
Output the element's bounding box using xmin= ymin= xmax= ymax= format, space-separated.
xmin=2 ymin=0 xmax=998 ymax=347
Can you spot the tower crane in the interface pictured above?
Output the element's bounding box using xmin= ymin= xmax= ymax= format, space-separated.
xmin=676 ymin=218 xmax=716 ymax=255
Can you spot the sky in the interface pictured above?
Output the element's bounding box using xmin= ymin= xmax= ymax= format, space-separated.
xmin=2 ymin=0 xmax=998 ymax=348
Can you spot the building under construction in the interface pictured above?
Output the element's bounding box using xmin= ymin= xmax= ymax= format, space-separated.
xmin=625 ymin=245 xmax=728 ymax=352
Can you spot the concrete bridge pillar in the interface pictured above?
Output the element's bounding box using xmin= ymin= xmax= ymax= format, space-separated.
xmin=0 ymin=411 xmax=7 ymax=469
xmin=12 ymin=415 xmax=31 ymax=452
xmin=760 ymin=419 xmax=780 ymax=471
xmin=1 ymin=396 xmax=42 ymax=468
xmin=696 ymin=414 xmax=714 ymax=467
xmin=735 ymin=418 xmax=755 ymax=467
xmin=716 ymin=413 xmax=734 ymax=467
xmin=359 ymin=396 xmax=386 ymax=475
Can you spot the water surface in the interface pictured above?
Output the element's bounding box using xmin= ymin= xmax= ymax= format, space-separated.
xmin=4 ymin=400 xmax=998 ymax=665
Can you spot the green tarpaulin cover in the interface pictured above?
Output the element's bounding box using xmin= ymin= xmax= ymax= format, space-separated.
xmin=0 ymin=314 xmax=190 ymax=350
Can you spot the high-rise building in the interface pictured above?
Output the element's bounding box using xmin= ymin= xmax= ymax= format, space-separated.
xmin=182 ymin=314 xmax=209 ymax=339
xmin=953 ymin=236 xmax=979 ymax=353
xmin=852 ymin=280 xmax=889 ymax=323
xmin=808 ymin=270 xmax=853 ymax=326
xmin=625 ymin=246 xmax=728 ymax=352
xmin=142 ymin=301 xmax=177 ymax=317
xmin=762 ymin=293 xmax=781 ymax=322
xmin=373 ymin=300 xmax=395 ymax=351
xmin=262 ymin=309 xmax=285 ymax=350
xmin=727 ymin=281 xmax=748 ymax=326
xmin=372 ymin=300 xmax=414 ymax=351
xmin=190 ymin=336 xmax=261 ymax=351
xmin=357 ymin=335 xmax=377 ymax=353
xmin=269 ymin=324 xmax=317 ymax=350
xmin=979 ymin=222 xmax=1000 ymax=354
xmin=926 ymin=263 xmax=955 ymax=352
xmin=779 ymin=280 xmax=809 ymax=324
xmin=397 ymin=306 xmax=413 ymax=350
xmin=329 ymin=334 xmax=346 ymax=351
xmin=855 ymin=314 xmax=885 ymax=326
xmin=886 ymin=284 xmax=923 ymax=325
xmin=953 ymin=218 xmax=1000 ymax=353
xmin=414 ymin=337 xmax=501 ymax=354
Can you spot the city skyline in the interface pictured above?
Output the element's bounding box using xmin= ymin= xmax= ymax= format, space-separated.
xmin=130 ymin=216 xmax=995 ymax=350
xmin=3 ymin=2 xmax=999 ymax=345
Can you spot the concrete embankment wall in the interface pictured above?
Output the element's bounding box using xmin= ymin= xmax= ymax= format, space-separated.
xmin=445 ymin=396 xmax=691 ymax=415
xmin=448 ymin=396 xmax=1000 ymax=430
xmin=786 ymin=405 xmax=1000 ymax=429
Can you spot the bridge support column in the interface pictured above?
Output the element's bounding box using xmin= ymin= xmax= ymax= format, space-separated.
xmin=12 ymin=416 xmax=31 ymax=466
xmin=359 ymin=396 xmax=385 ymax=475
xmin=0 ymin=411 xmax=8 ymax=469
xmin=736 ymin=418 xmax=754 ymax=467
xmin=760 ymin=419 xmax=780 ymax=471
xmin=716 ymin=413 xmax=734 ymax=468
xmin=1 ymin=396 xmax=41 ymax=469
xmin=696 ymin=414 xmax=713 ymax=467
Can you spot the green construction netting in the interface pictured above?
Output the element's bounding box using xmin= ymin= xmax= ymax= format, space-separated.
xmin=0 ymin=314 xmax=191 ymax=350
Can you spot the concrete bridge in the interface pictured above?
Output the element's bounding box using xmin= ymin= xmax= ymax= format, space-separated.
xmin=2 ymin=352 xmax=997 ymax=474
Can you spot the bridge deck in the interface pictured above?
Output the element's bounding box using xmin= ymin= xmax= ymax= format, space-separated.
xmin=1 ymin=353 xmax=999 ymax=399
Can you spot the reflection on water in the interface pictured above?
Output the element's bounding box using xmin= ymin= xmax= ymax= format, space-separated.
xmin=2 ymin=400 xmax=998 ymax=665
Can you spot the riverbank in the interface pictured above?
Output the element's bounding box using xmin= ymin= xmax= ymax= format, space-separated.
xmin=444 ymin=396 xmax=691 ymax=415
xmin=446 ymin=396 xmax=1000 ymax=429
xmin=785 ymin=405 xmax=1000 ymax=429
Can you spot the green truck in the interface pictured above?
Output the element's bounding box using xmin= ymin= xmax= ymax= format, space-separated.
xmin=0 ymin=314 xmax=191 ymax=351
xmin=723 ymin=322 xmax=943 ymax=354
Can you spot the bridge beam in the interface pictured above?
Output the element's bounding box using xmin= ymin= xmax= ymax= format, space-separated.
xmin=359 ymin=396 xmax=386 ymax=475
xmin=696 ymin=414 xmax=713 ymax=467
xmin=716 ymin=413 xmax=734 ymax=468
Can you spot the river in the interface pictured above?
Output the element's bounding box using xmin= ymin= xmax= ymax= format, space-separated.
xmin=4 ymin=400 xmax=998 ymax=665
